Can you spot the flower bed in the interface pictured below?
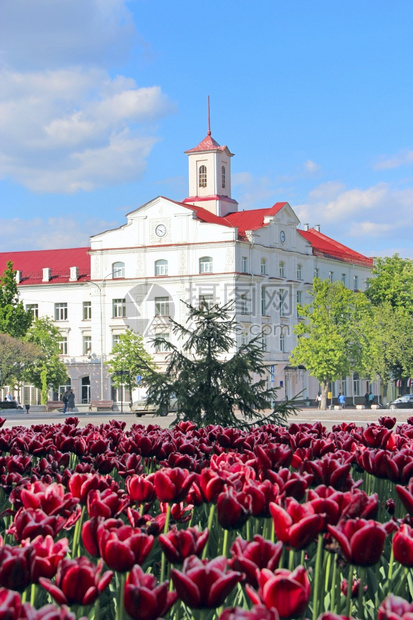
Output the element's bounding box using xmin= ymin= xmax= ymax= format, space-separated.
xmin=0 ymin=415 xmax=413 ymax=619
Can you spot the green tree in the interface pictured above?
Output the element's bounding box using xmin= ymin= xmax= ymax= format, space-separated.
xmin=362 ymin=302 xmax=413 ymax=402
xmin=105 ymin=330 xmax=155 ymax=407
xmin=0 ymin=261 xmax=32 ymax=337
xmin=143 ymin=302 xmax=297 ymax=428
xmin=366 ymin=255 xmax=413 ymax=313
xmin=290 ymin=278 xmax=371 ymax=410
xmin=24 ymin=317 xmax=69 ymax=403
xmin=0 ymin=333 xmax=41 ymax=397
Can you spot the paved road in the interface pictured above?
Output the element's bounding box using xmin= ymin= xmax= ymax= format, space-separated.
xmin=0 ymin=407 xmax=412 ymax=431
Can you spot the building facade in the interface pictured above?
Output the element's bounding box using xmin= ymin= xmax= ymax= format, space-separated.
xmin=0 ymin=129 xmax=374 ymax=407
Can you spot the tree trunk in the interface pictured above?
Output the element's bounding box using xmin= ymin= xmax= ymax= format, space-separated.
xmin=320 ymin=380 xmax=329 ymax=410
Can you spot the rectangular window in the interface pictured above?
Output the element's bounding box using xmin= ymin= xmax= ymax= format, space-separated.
xmin=83 ymin=335 xmax=92 ymax=355
xmin=328 ymin=271 xmax=334 ymax=283
xmin=240 ymin=294 xmax=248 ymax=315
xmin=297 ymin=265 xmax=302 ymax=280
xmin=155 ymin=333 xmax=170 ymax=353
xmin=54 ymin=303 xmax=68 ymax=321
xmin=353 ymin=275 xmax=359 ymax=290
xmin=112 ymin=299 xmax=126 ymax=318
xmin=261 ymin=258 xmax=267 ymax=275
xmin=341 ymin=273 xmax=346 ymax=286
xmin=155 ymin=296 xmax=170 ymax=316
xmin=279 ymin=262 xmax=285 ymax=278
xmin=242 ymin=332 xmax=248 ymax=346
xmin=112 ymin=334 xmax=122 ymax=350
xmin=280 ymin=333 xmax=285 ymax=352
xmin=241 ymin=256 xmax=247 ymax=273
xmin=314 ymin=267 xmax=319 ymax=279
xmin=261 ymin=287 xmax=267 ymax=315
xmin=58 ymin=336 xmax=67 ymax=355
xmin=83 ymin=301 xmax=91 ymax=320
xmin=26 ymin=304 xmax=38 ymax=318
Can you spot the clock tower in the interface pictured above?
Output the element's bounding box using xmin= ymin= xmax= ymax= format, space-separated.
xmin=182 ymin=103 xmax=238 ymax=217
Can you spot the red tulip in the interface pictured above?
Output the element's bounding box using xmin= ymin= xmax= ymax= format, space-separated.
xmin=154 ymin=468 xmax=195 ymax=503
xmin=269 ymin=497 xmax=325 ymax=549
xmin=86 ymin=488 xmax=128 ymax=519
xmin=378 ymin=594 xmax=413 ymax=619
xmin=171 ymin=555 xmax=242 ymax=609
xmin=8 ymin=508 xmax=65 ymax=543
xmin=159 ymin=526 xmax=209 ymax=564
xmin=199 ymin=468 xmax=230 ymax=503
xmin=219 ymin=606 xmax=280 ymax=619
xmin=117 ymin=453 xmax=143 ymax=478
xmin=246 ymin=566 xmax=310 ymax=619
xmin=0 ymin=544 xmax=33 ymax=591
xmin=217 ymin=487 xmax=251 ymax=530
xmin=126 ymin=474 xmax=156 ymax=504
xmin=328 ymin=518 xmax=391 ymax=566
xmin=98 ymin=522 xmax=154 ymax=572
xmin=22 ymin=534 xmax=69 ymax=582
xmin=393 ymin=523 xmax=413 ymax=567
xmin=39 ymin=556 xmax=112 ymax=606
xmin=19 ymin=481 xmax=78 ymax=518
xmin=20 ymin=603 xmax=82 ymax=619
xmin=68 ymin=472 xmax=118 ymax=505
xmin=0 ymin=587 xmax=22 ymax=618
xmin=229 ymin=535 xmax=283 ymax=587
xmin=396 ymin=480 xmax=413 ymax=517
xmin=124 ymin=564 xmax=178 ymax=620
xmin=82 ymin=516 xmax=122 ymax=557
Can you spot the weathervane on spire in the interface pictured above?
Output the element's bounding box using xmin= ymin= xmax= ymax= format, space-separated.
xmin=207 ymin=95 xmax=211 ymax=136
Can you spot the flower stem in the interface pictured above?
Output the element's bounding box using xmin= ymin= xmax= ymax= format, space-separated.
xmin=160 ymin=503 xmax=172 ymax=582
xmin=202 ymin=503 xmax=215 ymax=559
xmin=116 ymin=572 xmax=126 ymax=620
xmin=357 ymin=567 xmax=365 ymax=620
xmin=345 ymin=564 xmax=353 ymax=618
xmin=312 ymin=533 xmax=323 ymax=619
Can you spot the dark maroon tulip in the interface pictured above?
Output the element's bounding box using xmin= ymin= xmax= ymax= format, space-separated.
xmin=246 ymin=566 xmax=310 ymax=619
xmin=68 ymin=472 xmax=118 ymax=505
xmin=393 ymin=523 xmax=413 ymax=567
xmin=153 ymin=467 xmax=195 ymax=503
xmin=98 ymin=522 xmax=154 ymax=572
xmin=8 ymin=507 xmax=66 ymax=543
xmin=341 ymin=577 xmax=364 ymax=598
xmin=126 ymin=474 xmax=156 ymax=503
xmin=229 ymin=535 xmax=283 ymax=587
xmin=159 ymin=526 xmax=208 ymax=564
xmin=378 ymin=594 xmax=413 ymax=619
xmin=171 ymin=555 xmax=242 ymax=609
xmin=0 ymin=544 xmax=33 ymax=592
xmin=19 ymin=481 xmax=79 ymax=518
xmin=22 ymin=534 xmax=69 ymax=583
xmin=217 ymin=487 xmax=251 ymax=530
xmin=328 ymin=518 xmax=392 ymax=566
xmin=219 ymin=606 xmax=280 ymax=619
xmin=82 ymin=517 xmax=123 ymax=558
xmin=86 ymin=487 xmax=129 ymax=519
xmin=378 ymin=416 xmax=397 ymax=429
xmin=396 ymin=481 xmax=413 ymax=517
xmin=269 ymin=498 xmax=324 ymax=549
xmin=124 ymin=564 xmax=177 ymax=620
xmin=117 ymin=453 xmax=143 ymax=478
xmin=39 ymin=556 xmax=113 ymax=606
xmin=199 ymin=467 xmax=230 ymax=503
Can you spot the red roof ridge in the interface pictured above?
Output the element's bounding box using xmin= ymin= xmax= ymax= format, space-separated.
xmin=298 ymin=228 xmax=373 ymax=267
xmin=185 ymin=134 xmax=232 ymax=154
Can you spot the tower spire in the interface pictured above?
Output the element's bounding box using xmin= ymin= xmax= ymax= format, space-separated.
xmin=207 ymin=95 xmax=211 ymax=136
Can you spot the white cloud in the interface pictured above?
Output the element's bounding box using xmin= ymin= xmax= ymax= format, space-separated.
xmin=303 ymin=159 xmax=321 ymax=175
xmin=0 ymin=1 xmax=175 ymax=193
xmin=374 ymin=150 xmax=413 ymax=170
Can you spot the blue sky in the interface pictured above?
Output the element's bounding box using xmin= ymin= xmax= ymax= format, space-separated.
xmin=1 ymin=0 xmax=412 ymax=257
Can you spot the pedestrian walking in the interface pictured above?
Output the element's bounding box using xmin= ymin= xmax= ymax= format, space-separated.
xmin=369 ymin=392 xmax=374 ymax=408
xmin=364 ymin=392 xmax=370 ymax=409
xmin=316 ymin=392 xmax=322 ymax=409
xmin=62 ymin=390 xmax=69 ymax=414
xmin=338 ymin=393 xmax=346 ymax=409
xmin=67 ymin=389 xmax=75 ymax=413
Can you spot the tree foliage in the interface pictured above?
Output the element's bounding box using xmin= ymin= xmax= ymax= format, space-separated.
xmin=0 ymin=333 xmax=41 ymax=392
xmin=105 ymin=330 xmax=155 ymax=404
xmin=366 ymin=255 xmax=413 ymax=313
xmin=143 ymin=302 xmax=298 ymax=428
xmin=0 ymin=261 xmax=32 ymax=338
xmin=290 ymin=278 xmax=371 ymax=409
xmin=24 ymin=317 xmax=69 ymax=401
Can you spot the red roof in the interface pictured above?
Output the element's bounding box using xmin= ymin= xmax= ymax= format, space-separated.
xmin=185 ymin=133 xmax=232 ymax=154
xmin=298 ymin=228 xmax=373 ymax=267
xmin=0 ymin=248 xmax=91 ymax=285
xmin=225 ymin=203 xmax=288 ymax=237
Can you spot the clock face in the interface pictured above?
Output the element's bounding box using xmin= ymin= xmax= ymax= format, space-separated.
xmin=155 ymin=224 xmax=166 ymax=238
xmin=280 ymin=230 xmax=286 ymax=244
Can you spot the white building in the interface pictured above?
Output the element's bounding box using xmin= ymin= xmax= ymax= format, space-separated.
xmin=0 ymin=128 xmax=373 ymax=407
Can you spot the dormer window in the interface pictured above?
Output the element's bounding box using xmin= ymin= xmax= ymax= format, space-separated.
xmin=221 ymin=166 xmax=226 ymax=189
xmin=199 ymin=165 xmax=207 ymax=188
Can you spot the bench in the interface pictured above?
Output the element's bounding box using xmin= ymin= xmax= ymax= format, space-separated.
xmin=46 ymin=400 xmax=64 ymax=412
xmin=0 ymin=401 xmax=18 ymax=410
xmin=89 ymin=400 xmax=114 ymax=412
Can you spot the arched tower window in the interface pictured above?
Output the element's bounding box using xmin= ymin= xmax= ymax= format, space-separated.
xmin=112 ymin=261 xmax=125 ymax=278
xmin=155 ymin=259 xmax=168 ymax=276
xmin=199 ymin=165 xmax=207 ymax=188
xmin=221 ymin=165 xmax=226 ymax=189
